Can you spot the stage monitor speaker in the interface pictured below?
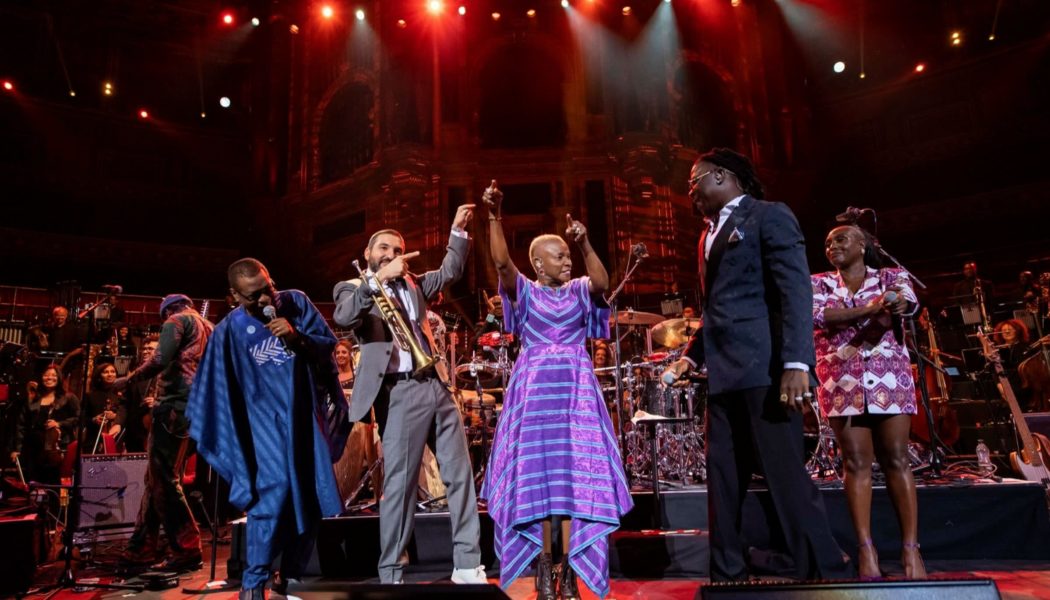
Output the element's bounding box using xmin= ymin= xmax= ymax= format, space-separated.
xmin=321 ymin=583 xmax=511 ymax=599
xmin=78 ymin=453 xmax=148 ymax=537
xmin=698 ymin=578 xmax=1000 ymax=600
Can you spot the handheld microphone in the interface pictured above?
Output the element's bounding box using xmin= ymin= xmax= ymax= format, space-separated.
xmin=101 ymin=284 xmax=123 ymax=295
xmin=262 ymin=305 xmax=294 ymax=355
xmin=883 ymin=291 xmax=898 ymax=304
xmin=632 ymin=242 xmax=649 ymax=259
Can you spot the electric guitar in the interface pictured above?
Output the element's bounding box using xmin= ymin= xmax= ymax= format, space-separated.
xmin=977 ymin=331 xmax=1050 ymax=500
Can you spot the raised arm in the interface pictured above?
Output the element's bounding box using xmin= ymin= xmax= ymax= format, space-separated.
xmin=565 ymin=213 xmax=609 ymax=295
xmin=482 ymin=180 xmax=520 ymax=301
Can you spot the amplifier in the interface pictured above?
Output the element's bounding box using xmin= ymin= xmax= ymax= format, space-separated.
xmin=77 ymin=453 xmax=148 ymax=538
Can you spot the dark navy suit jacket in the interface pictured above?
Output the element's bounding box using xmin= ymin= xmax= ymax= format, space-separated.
xmin=683 ymin=195 xmax=816 ymax=395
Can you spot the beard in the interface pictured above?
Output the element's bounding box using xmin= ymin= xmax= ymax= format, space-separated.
xmin=367 ymin=257 xmax=389 ymax=274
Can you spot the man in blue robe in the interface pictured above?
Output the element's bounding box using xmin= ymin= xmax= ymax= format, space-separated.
xmin=187 ymin=258 xmax=350 ymax=599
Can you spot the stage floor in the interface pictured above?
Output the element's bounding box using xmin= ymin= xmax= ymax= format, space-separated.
xmin=16 ymin=478 xmax=1050 ymax=599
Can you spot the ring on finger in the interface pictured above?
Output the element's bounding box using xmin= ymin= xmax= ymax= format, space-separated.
xmin=803 ymin=392 xmax=814 ymax=398
xmin=794 ymin=395 xmax=804 ymax=401
xmin=779 ymin=393 xmax=789 ymax=402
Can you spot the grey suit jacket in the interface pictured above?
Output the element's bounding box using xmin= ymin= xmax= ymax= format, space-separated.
xmin=332 ymin=233 xmax=469 ymax=422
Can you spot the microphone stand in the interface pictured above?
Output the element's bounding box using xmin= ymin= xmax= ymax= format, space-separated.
xmin=605 ymin=250 xmax=646 ymax=478
xmin=48 ymin=295 xmax=145 ymax=594
xmin=872 ymin=241 xmax=948 ymax=478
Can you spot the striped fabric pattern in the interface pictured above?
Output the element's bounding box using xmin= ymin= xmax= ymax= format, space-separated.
xmin=482 ymin=274 xmax=632 ymax=598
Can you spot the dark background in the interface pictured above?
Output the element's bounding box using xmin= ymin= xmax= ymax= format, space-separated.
xmin=2 ymin=0 xmax=1048 ymax=321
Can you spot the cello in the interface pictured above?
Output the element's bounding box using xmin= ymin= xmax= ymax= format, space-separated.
xmin=912 ymin=309 xmax=960 ymax=447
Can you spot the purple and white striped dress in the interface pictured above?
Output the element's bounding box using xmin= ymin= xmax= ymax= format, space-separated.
xmin=481 ymin=273 xmax=633 ymax=598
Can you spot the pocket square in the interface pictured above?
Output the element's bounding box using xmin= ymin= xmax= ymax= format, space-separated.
xmin=728 ymin=227 xmax=745 ymax=244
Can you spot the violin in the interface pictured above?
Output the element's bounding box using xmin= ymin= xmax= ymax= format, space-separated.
xmin=911 ymin=309 xmax=960 ymax=446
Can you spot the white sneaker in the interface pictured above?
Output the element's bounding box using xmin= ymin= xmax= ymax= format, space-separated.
xmin=450 ymin=565 xmax=488 ymax=584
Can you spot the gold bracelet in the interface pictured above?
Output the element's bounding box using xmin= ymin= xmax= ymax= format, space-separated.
xmin=488 ymin=216 xmax=502 ymax=222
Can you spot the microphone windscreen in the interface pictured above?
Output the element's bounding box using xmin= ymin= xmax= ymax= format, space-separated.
xmin=883 ymin=291 xmax=898 ymax=303
xmin=262 ymin=305 xmax=277 ymax=321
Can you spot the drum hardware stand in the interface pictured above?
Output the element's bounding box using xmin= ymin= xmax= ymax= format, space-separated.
xmin=606 ymin=244 xmax=647 ymax=481
xmin=344 ymin=457 xmax=383 ymax=514
xmin=805 ymin=399 xmax=842 ymax=483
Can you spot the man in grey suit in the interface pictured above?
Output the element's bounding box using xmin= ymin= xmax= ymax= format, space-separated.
xmin=332 ymin=204 xmax=485 ymax=585
xmin=663 ymin=149 xmax=852 ymax=582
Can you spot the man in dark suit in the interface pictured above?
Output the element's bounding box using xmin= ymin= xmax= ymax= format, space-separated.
xmin=663 ymin=148 xmax=852 ymax=582
xmin=332 ymin=204 xmax=485 ymax=585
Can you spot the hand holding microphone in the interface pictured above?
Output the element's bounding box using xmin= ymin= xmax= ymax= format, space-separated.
xmin=879 ymin=288 xmax=908 ymax=315
xmin=263 ymin=305 xmax=299 ymax=351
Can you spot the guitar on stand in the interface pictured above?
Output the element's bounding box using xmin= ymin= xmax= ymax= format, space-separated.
xmin=977 ymin=330 xmax=1050 ymax=501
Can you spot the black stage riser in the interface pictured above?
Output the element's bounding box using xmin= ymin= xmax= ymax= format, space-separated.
xmin=698 ymin=578 xmax=1001 ymax=600
xmin=232 ymin=482 xmax=1050 ymax=580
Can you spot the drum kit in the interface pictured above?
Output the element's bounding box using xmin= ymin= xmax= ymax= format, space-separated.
xmin=605 ymin=311 xmax=710 ymax=486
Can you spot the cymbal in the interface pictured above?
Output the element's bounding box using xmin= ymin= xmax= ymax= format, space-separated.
xmin=612 ymin=310 xmax=665 ymax=326
xmin=651 ymin=317 xmax=702 ymax=349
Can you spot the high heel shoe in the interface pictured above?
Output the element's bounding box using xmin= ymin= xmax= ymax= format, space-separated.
xmin=536 ymin=553 xmax=556 ymax=600
xmin=902 ymin=541 xmax=927 ymax=580
xmin=857 ymin=538 xmax=884 ymax=581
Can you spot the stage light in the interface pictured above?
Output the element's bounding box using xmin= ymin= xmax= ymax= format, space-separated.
xmin=219 ymin=96 xmax=232 ymax=108
xmin=356 ymin=8 xmax=365 ymax=21
xmin=731 ymin=0 xmax=741 ymax=6
xmin=397 ymin=18 xmax=407 ymax=27
xmin=859 ymin=72 xmax=866 ymax=79
xmin=491 ymin=11 xmax=501 ymax=20
xmin=289 ymin=23 xmax=300 ymax=34
xmin=914 ymin=63 xmax=925 ymax=73
xmin=561 ymin=0 xmax=569 ymax=7
xmin=665 ymin=0 xmax=671 ymax=3
xmin=526 ymin=8 xmax=536 ymax=18
xmin=427 ymin=0 xmax=444 ymax=15
xmin=222 ymin=12 xmax=234 ymax=25
xmin=833 ymin=61 xmax=845 ymax=73
xmin=458 ymin=5 xmax=466 ymax=15
xmin=139 ymin=109 xmax=149 ymax=119
xmin=988 ymin=34 xmax=996 ymax=41
xmin=103 ymin=81 xmax=114 ymax=96
xmin=321 ymin=4 xmax=334 ymax=19
xmin=2 ymin=81 xmax=13 ymax=92
xmin=69 ymin=90 xmax=76 ymax=97
xmin=251 ymin=17 xmax=261 ymax=26
xmin=200 ymin=112 xmax=207 ymax=118
xmin=951 ymin=31 xmax=962 ymax=46
xmin=622 ymin=6 xmax=632 ymax=15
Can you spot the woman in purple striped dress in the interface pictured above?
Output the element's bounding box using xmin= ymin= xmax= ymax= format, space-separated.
xmin=479 ymin=181 xmax=633 ymax=600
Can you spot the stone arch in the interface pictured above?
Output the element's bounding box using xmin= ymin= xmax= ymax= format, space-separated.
xmin=312 ymin=71 xmax=379 ymax=188
xmin=669 ymin=51 xmax=745 ymax=152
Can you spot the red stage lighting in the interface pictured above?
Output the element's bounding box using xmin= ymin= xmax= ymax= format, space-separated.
xmin=321 ymin=4 xmax=334 ymax=19
xmin=427 ymin=0 xmax=444 ymax=15
xmin=139 ymin=109 xmax=149 ymax=119
xmin=221 ymin=12 xmax=235 ymax=25
xmin=491 ymin=12 xmax=501 ymax=20
xmin=527 ymin=8 xmax=536 ymax=17
xmin=397 ymin=18 xmax=407 ymax=27
xmin=458 ymin=5 xmax=466 ymax=15
xmin=914 ymin=63 xmax=926 ymax=73
xmin=2 ymin=81 xmax=13 ymax=92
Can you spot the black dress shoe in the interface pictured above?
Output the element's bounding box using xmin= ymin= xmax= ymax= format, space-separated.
xmin=238 ymin=587 xmax=265 ymax=600
xmin=536 ymin=553 xmax=556 ymax=600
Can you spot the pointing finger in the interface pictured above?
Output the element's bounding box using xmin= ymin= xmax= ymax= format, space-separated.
xmin=401 ymin=251 xmax=421 ymax=260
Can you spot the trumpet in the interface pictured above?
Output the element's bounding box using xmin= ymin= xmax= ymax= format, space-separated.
xmin=352 ymin=260 xmax=436 ymax=375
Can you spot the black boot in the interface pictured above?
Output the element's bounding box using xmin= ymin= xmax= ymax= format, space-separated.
xmin=536 ymin=553 xmax=556 ymax=600
xmin=559 ymin=556 xmax=579 ymax=600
